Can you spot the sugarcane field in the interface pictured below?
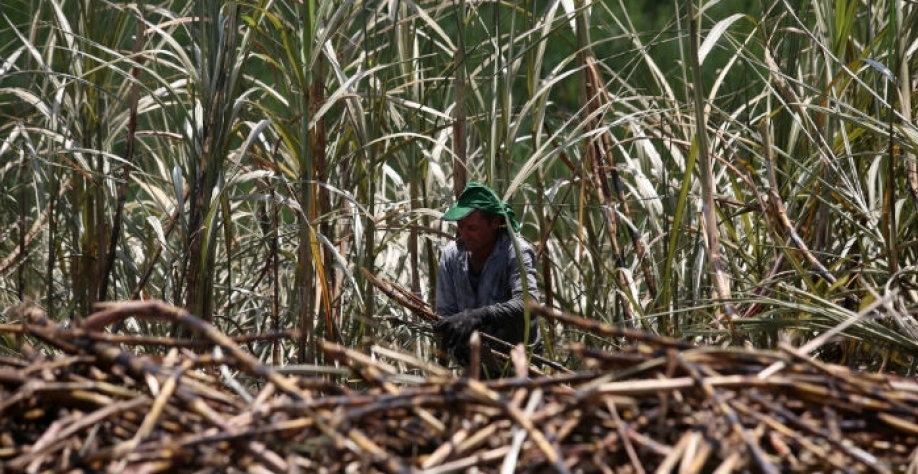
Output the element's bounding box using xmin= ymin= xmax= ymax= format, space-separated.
xmin=2 ymin=0 xmax=918 ymax=473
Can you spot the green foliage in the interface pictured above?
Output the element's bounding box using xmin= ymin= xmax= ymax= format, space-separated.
xmin=1 ymin=0 xmax=916 ymax=373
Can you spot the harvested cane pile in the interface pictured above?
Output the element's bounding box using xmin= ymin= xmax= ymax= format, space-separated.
xmin=2 ymin=300 xmax=918 ymax=473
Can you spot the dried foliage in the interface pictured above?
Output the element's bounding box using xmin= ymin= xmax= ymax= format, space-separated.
xmin=2 ymin=300 xmax=917 ymax=473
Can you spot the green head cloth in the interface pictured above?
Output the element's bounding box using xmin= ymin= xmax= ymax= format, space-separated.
xmin=442 ymin=182 xmax=521 ymax=232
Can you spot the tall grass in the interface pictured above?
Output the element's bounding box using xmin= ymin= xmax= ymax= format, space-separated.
xmin=1 ymin=0 xmax=916 ymax=373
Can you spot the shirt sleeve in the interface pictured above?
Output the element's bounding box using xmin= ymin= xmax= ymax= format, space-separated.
xmin=478 ymin=236 xmax=541 ymax=345
xmin=435 ymin=242 xmax=460 ymax=317
xmin=509 ymin=240 xmax=540 ymax=305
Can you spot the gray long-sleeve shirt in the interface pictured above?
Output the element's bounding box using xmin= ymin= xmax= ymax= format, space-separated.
xmin=435 ymin=230 xmax=540 ymax=345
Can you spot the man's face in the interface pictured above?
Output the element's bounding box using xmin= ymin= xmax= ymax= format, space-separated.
xmin=457 ymin=210 xmax=500 ymax=256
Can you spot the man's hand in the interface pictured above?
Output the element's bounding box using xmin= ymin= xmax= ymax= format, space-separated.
xmin=433 ymin=307 xmax=490 ymax=359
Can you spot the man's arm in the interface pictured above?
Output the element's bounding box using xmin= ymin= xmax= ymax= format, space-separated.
xmin=435 ymin=245 xmax=460 ymax=317
xmin=509 ymin=241 xmax=540 ymax=306
xmin=481 ymin=241 xmax=539 ymax=343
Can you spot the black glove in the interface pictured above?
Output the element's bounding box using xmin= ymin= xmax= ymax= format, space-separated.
xmin=434 ymin=307 xmax=491 ymax=359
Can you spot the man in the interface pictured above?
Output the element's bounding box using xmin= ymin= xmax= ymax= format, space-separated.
xmin=434 ymin=182 xmax=540 ymax=376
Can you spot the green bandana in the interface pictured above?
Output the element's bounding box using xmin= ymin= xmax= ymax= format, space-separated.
xmin=442 ymin=182 xmax=521 ymax=232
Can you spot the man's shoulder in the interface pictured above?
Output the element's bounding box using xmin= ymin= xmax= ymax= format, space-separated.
xmin=497 ymin=231 xmax=535 ymax=253
xmin=441 ymin=238 xmax=464 ymax=257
